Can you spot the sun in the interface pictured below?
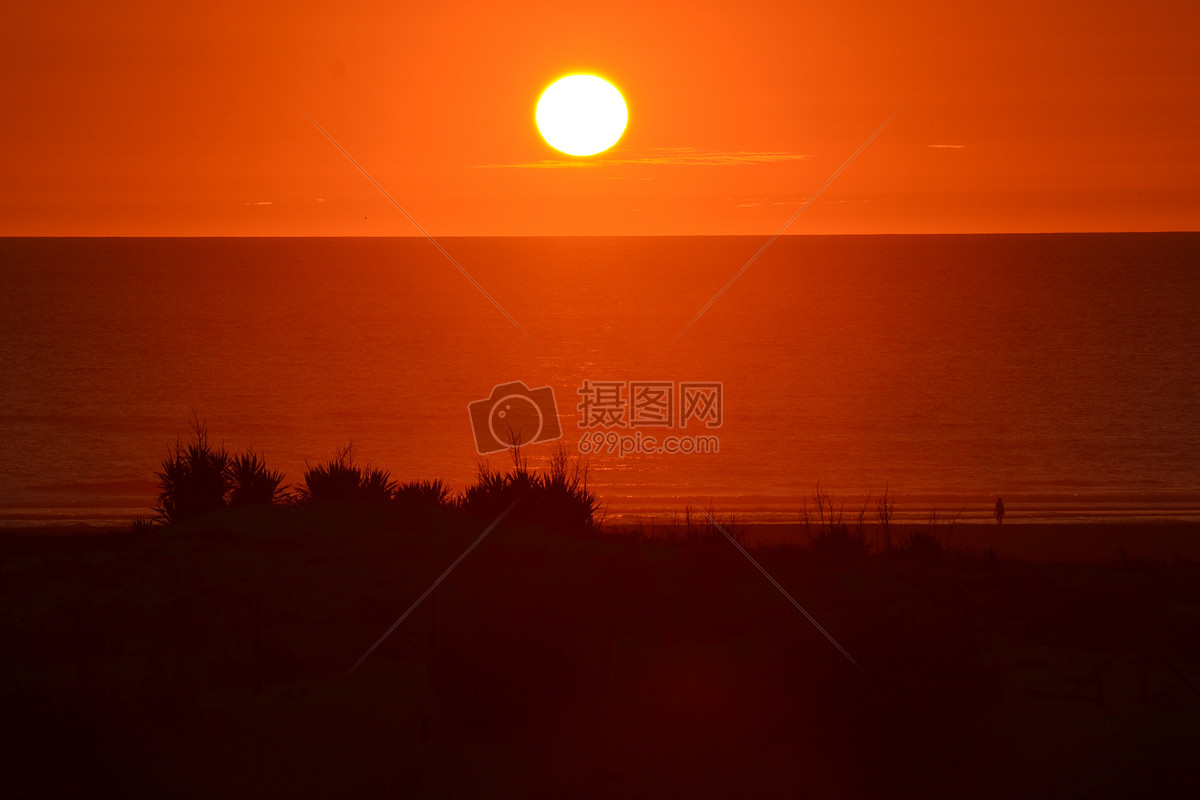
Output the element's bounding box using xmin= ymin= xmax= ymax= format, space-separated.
xmin=536 ymin=75 xmax=627 ymax=157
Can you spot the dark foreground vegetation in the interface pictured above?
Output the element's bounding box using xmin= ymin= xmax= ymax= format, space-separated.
xmin=4 ymin=502 xmax=1200 ymax=798
xmin=144 ymin=419 xmax=600 ymax=536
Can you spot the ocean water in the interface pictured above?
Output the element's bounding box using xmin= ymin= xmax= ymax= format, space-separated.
xmin=1 ymin=234 xmax=1198 ymax=526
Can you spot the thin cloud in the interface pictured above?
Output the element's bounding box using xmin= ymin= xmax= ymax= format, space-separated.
xmin=729 ymin=196 xmax=868 ymax=208
xmin=927 ymin=144 xmax=966 ymax=149
xmin=731 ymin=197 xmax=802 ymax=208
xmin=478 ymin=147 xmax=815 ymax=169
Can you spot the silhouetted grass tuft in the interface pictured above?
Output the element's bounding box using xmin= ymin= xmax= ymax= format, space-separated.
xmin=808 ymin=523 xmax=871 ymax=558
xmin=460 ymin=448 xmax=532 ymax=520
xmin=154 ymin=416 xmax=230 ymax=525
xmin=803 ymin=485 xmax=871 ymax=558
xmin=130 ymin=515 xmax=159 ymax=532
xmin=227 ymin=451 xmax=287 ymax=507
xmin=153 ymin=416 xmax=290 ymax=525
xmin=394 ymin=479 xmax=453 ymax=511
xmin=461 ymin=443 xmax=601 ymax=533
xmin=876 ymin=484 xmax=895 ymax=551
xmin=537 ymin=443 xmax=603 ymax=532
xmin=900 ymin=527 xmax=944 ymax=559
xmin=898 ymin=508 xmax=964 ymax=559
xmin=299 ymin=444 xmax=396 ymax=505
xmin=665 ymin=504 xmax=746 ymax=545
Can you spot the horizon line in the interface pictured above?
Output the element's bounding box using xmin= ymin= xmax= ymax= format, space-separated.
xmin=2 ymin=230 xmax=1198 ymax=240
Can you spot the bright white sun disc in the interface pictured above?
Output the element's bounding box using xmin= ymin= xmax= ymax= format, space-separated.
xmin=536 ymin=75 xmax=627 ymax=157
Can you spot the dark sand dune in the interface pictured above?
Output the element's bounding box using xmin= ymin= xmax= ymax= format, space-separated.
xmin=742 ymin=522 xmax=1200 ymax=563
xmin=3 ymin=510 xmax=1199 ymax=798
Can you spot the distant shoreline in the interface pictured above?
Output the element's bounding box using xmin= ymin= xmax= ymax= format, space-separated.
xmin=5 ymin=507 xmax=1200 ymax=529
xmin=4 ymin=494 xmax=1200 ymax=529
xmin=6 ymin=519 xmax=1199 ymax=564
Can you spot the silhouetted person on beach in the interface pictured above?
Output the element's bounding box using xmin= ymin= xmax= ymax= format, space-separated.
xmin=995 ymin=497 xmax=1005 ymax=525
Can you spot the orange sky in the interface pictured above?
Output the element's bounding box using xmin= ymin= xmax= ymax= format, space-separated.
xmin=2 ymin=0 xmax=1197 ymax=236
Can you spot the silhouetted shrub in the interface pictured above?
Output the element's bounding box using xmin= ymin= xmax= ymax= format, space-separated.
xmin=460 ymin=443 xmax=601 ymax=533
xmin=460 ymin=450 xmax=537 ymax=520
xmin=155 ymin=418 xmax=230 ymax=525
xmin=536 ymin=443 xmax=602 ymax=531
xmin=153 ymin=418 xmax=289 ymax=524
xmin=358 ymin=467 xmax=397 ymax=502
xmin=227 ymin=451 xmax=287 ymax=507
xmin=299 ymin=445 xmax=396 ymax=504
xmin=394 ymin=478 xmax=453 ymax=511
